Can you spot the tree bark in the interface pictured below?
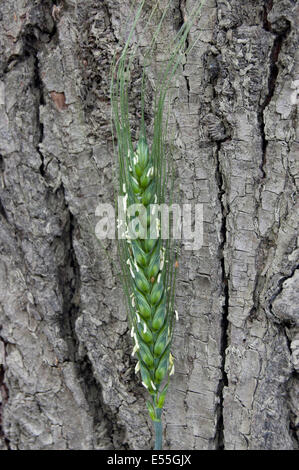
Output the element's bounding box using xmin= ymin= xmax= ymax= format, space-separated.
xmin=0 ymin=0 xmax=298 ymax=450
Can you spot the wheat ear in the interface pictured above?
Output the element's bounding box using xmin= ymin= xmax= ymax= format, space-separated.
xmin=123 ymin=129 xmax=178 ymax=450
xmin=110 ymin=0 xmax=205 ymax=450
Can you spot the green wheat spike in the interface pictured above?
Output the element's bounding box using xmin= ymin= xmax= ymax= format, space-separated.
xmin=110 ymin=0 xmax=205 ymax=450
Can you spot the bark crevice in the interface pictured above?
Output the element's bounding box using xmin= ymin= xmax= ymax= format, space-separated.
xmin=178 ymin=0 xmax=191 ymax=105
xmin=286 ymin=371 xmax=299 ymax=448
xmin=259 ymin=1 xmax=291 ymax=180
xmin=269 ymin=266 xmax=299 ymax=323
xmin=33 ymin=51 xmax=46 ymax=178
xmin=0 ymin=333 xmax=10 ymax=450
xmin=214 ymin=141 xmax=229 ymax=450
xmin=249 ymin=2 xmax=292 ymax=320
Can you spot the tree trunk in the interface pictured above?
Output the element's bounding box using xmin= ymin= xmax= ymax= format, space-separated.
xmin=0 ymin=0 xmax=298 ymax=450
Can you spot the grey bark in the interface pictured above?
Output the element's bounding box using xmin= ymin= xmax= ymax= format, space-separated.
xmin=0 ymin=0 xmax=298 ymax=450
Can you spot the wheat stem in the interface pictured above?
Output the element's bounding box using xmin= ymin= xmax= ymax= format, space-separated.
xmin=154 ymin=408 xmax=163 ymax=450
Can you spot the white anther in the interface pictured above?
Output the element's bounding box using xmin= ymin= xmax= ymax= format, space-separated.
xmin=133 ymin=332 xmax=138 ymax=345
xmin=131 ymin=344 xmax=139 ymax=356
xmin=127 ymin=259 xmax=135 ymax=278
xmin=147 ymin=167 xmax=154 ymax=178
xmin=130 ymin=267 xmax=135 ymax=278
xmin=150 ymin=381 xmax=156 ymax=390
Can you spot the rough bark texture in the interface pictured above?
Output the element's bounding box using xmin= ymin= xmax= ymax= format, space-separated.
xmin=0 ymin=0 xmax=298 ymax=450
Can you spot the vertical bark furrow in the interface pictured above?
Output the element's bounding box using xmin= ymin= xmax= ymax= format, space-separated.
xmin=0 ymin=336 xmax=10 ymax=449
xmin=259 ymin=2 xmax=291 ymax=180
xmin=214 ymin=141 xmax=229 ymax=450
